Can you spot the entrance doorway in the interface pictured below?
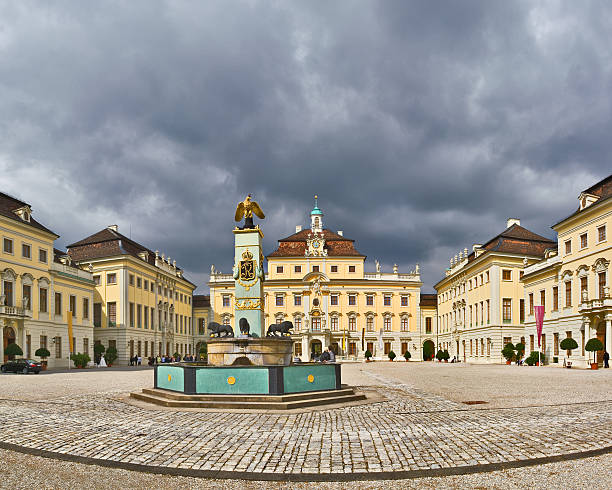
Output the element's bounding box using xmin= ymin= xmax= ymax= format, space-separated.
xmin=331 ymin=342 xmax=339 ymax=356
xmin=596 ymin=320 xmax=606 ymax=366
xmin=423 ymin=339 xmax=435 ymax=361
xmin=310 ymin=340 xmax=322 ymax=360
xmin=3 ymin=326 xmax=16 ymax=363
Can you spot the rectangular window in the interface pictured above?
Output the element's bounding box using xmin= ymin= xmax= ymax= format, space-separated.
xmin=541 ymin=334 xmax=546 ymax=353
xmin=348 ymin=294 xmax=356 ymax=306
xmin=598 ymin=225 xmax=606 ymax=242
xmin=349 ymin=317 xmax=356 ymax=331
xmin=330 ymin=294 xmax=339 ymax=306
xmin=69 ymin=295 xmax=76 ymax=317
xmin=54 ymin=292 xmax=62 ymax=316
xmin=383 ymin=295 xmax=391 ymax=307
xmin=331 ymin=265 xmax=338 ymax=273
xmin=580 ymin=233 xmax=587 ymax=249
xmin=331 ymin=317 xmax=338 ymax=330
xmin=469 ymin=305 xmax=473 ymax=326
xmin=136 ymin=277 xmax=142 ymax=288
xmin=425 ymin=317 xmax=432 ymax=334
xmin=55 ymin=337 xmax=62 ymax=359
xmin=22 ymin=243 xmax=31 ymax=259
xmin=3 ymin=238 xmax=13 ymax=254
xmin=294 ymin=265 xmax=301 ymax=273
xmin=401 ymin=295 xmax=408 ymax=307
xmin=540 ymin=290 xmax=545 ymax=309
xmin=93 ymin=275 xmax=100 ymax=285
xmin=276 ymin=266 xmax=283 ymax=274
xmin=348 ymin=265 xmax=356 ymax=273
xmin=529 ymin=293 xmax=534 ymax=315
xmin=137 ymin=304 xmax=142 ymax=328
xmin=565 ymin=240 xmax=572 ymax=255
xmin=294 ymin=317 xmax=301 ymax=331
xmin=502 ymin=269 xmax=512 ymax=281
xmin=222 ymin=295 xmax=230 ymax=307
xmin=312 ymin=265 xmax=319 ymax=272
xmin=470 ymin=339 xmax=473 ymax=356
xmin=552 ymin=286 xmax=558 ymax=310
xmin=486 ymin=300 xmax=490 ymax=323
xmin=530 ymin=334 xmax=534 ymax=352
xmin=39 ymin=248 xmax=47 ymax=263
xmin=22 ymin=284 xmax=31 ymax=310
xmin=129 ymin=302 xmax=134 ymax=327
xmin=83 ymin=338 xmax=89 ymax=355
xmin=384 ymin=317 xmax=391 ymax=331
xmin=107 ymin=273 xmax=116 ymax=284
xmin=129 ymin=274 xmax=134 ymax=286
xmin=144 ymin=279 xmax=148 ymax=290
xmin=580 ymin=277 xmax=587 ymax=298
xmin=366 ymin=317 xmax=374 ymax=331
xmin=275 ymin=295 xmax=284 ymax=306
xmin=401 ymin=317 xmax=408 ymax=331
xmin=294 ymin=295 xmax=301 ymax=306
xmin=599 ymin=272 xmax=606 ymax=299
xmin=83 ymin=298 xmax=89 ymax=319
xmin=520 ymin=299 xmax=525 ymax=323
xmin=486 ymin=271 xmax=490 ymax=282
xmin=366 ymin=295 xmax=374 ymax=306
xmin=39 ymin=288 xmax=48 ymax=313
xmin=554 ymin=332 xmax=559 ymax=356
xmin=565 ymin=281 xmax=572 ymax=307
xmin=93 ymin=303 xmax=101 ymax=327
xmin=503 ymin=298 xmax=512 ymax=323
xmin=311 ymin=317 xmax=321 ymax=331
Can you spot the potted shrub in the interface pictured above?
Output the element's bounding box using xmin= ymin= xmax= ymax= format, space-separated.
xmin=105 ymin=346 xmax=118 ymax=366
xmin=388 ymin=350 xmax=396 ymax=362
xmin=199 ymin=344 xmax=208 ymax=362
xmin=502 ymin=343 xmax=516 ymax=365
xmin=35 ymin=347 xmax=51 ymax=370
xmin=559 ymin=337 xmax=578 ymax=368
xmin=403 ymin=350 xmax=411 ymax=362
xmin=364 ymin=349 xmax=373 ymax=362
xmin=525 ymin=351 xmax=546 ymax=366
xmin=585 ymin=338 xmax=604 ymax=370
xmin=515 ymin=342 xmax=525 ymax=365
xmin=435 ymin=349 xmax=444 ymax=362
xmin=443 ymin=349 xmax=450 ymax=362
xmin=4 ymin=343 xmax=23 ymax=360
xmin=70 ymin=352 xmax=91 ymax=368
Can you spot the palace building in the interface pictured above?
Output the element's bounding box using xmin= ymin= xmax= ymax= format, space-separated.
xmin=0 ymin=192 xmax=95 ymax=368
xmin=66 ymin=226 xmax=197 ymax=364
xmin=521 ymin=174 xmax=611 ymax=367
xmin=209 ymin=201 xmax=424 ymax=360
xmin=434 ymin=219 xmax=556 ymax=363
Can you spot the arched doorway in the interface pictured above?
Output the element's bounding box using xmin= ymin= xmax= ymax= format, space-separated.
xmin=595 ymin=320 xmax=606 ymax=366
xmin=423 ymin=339 xmax=435 ymax=361
xmin=3 ymin=326 xmax=16 ymax=362
xmin=310 ymin=340 xmax=322 ymax=360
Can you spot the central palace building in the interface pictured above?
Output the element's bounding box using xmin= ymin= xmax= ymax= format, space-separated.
xmin=209 ymin=202 xmax=428 ymax=360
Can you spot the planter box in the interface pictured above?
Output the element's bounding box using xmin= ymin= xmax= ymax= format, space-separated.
xmin=591 ymin=363 xmax=599 ymax=370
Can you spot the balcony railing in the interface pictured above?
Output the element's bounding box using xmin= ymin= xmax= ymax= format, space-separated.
xmin=0 ymin=305 xmax=28 ymax=317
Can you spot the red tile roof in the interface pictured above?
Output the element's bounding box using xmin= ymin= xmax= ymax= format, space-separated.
xmin=476 ymin=224 xmax=556 ymax=257
xmin=419 ymin=293 xmax=437 ymax=307
xmin=193 ymin=295 xmax=210 ymax=308
xmin=553 ymin=173 xmax=612 ymax=227
xmin=0 ymin=191 xmax=58 ymax=236
xmin=267 ymin=228 xmax=364 ymax=258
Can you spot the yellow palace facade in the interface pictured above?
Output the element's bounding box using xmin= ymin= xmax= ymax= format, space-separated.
xmin=209 ymin=202 xmax=424 ymax=360
xmin=0 ymin=192 xmax=95 ymax=368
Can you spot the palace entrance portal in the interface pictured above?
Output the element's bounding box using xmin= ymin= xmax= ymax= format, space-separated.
xmin=3 ymin=326 xmax=16 ymax=363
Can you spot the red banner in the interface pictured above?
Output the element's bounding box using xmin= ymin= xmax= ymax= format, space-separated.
xmin=534 ymin=305 xmax=545 ymax=348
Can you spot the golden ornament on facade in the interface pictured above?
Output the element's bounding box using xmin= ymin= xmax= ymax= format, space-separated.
xmin=235 ymin=298 xmax=262 ymax=310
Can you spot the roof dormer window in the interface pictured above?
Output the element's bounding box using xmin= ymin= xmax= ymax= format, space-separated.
xmin=579 ymin=192 xmax=599 ymax=210
xmin=14 ymin=205 xmax=32 ymax=222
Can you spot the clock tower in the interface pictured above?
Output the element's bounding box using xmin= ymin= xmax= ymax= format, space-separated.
xmin=310 ymin=195 xmax=323 ymax=233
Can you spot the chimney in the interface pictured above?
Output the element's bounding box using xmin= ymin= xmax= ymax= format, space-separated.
xmin=295 ymin=225 xmax=302 ymax=233
xmin=107 ymin=225 xmax=118 ymax=232
xmin=506 ymin=218 xmax=520 ymax=228
xmin=337 ymin=230 xmax=343 ymax=236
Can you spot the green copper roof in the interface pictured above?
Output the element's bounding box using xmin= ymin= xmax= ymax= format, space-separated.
xmin=311 ymin=205 xmax=323 ymax=215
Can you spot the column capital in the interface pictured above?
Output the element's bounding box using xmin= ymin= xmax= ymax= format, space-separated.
xmin=604 ymin=313 xmax=612 ymax=322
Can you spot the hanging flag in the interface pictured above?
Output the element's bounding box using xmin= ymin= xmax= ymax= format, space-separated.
xmin=534 ymin=305 xmax=545 ymax=348
xmin=67 ymin=310 xmax=74 ymax=354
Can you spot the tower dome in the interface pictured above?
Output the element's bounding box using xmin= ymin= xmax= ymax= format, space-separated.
xmin=311 ymin=195 xmax=323 ymax=233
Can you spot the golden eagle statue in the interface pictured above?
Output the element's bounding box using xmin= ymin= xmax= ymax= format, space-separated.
xmin=234 ymin=194 xmax=265 ymax=229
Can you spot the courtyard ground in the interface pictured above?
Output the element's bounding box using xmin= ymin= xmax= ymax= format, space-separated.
xmin=0 ymin=362 xmax=610 ymax=488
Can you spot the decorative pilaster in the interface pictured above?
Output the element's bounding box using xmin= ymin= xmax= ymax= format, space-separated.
xmin=605 ymin=314 xmax=612 ymax=358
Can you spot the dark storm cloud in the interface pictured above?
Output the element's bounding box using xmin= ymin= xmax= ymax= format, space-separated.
xmin=0 ymin=0 xmax=610 ymax=291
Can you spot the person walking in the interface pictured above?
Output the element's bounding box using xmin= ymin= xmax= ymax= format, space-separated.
xmin=604 ymin=350 xmax=610 ymax=368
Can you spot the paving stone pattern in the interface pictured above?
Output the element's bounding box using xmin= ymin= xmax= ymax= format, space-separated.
xmin=0 ymin=372 xmax=610 ymax=477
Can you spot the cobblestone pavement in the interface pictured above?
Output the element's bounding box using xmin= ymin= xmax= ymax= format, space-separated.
xmin=0 ymin=367 xmax=610 ymax=480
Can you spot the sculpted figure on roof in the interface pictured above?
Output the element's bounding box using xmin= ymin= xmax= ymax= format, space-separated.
xmin=234 ymin=194 xmax=265 ymax=229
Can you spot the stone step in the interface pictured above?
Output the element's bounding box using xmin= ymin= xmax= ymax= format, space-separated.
xmin=141 ymin=387 xmax=356 ymax=403
xmin=130 ymin=390 xmax=366 ymax=410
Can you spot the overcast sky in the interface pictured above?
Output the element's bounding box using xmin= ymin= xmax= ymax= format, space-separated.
xmin=0 ymin=1 xmax=610 ymax=292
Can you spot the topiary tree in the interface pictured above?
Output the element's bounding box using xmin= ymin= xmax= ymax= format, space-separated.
xmin=35 ymin=347 xmax=50 ymax=361
xmin=443 ymin=349 xmax=450 ymax=361
xmin=585 ymin=338 xmax=604 ymax=365
xmin=70 ymin=352 xmax=91 ymax=368
xmin=105 ymin=346 xmax=118 ymax=366
xmin=559 ymin=337 xmax=578 ymax=364
xmin=515 ymin=342 xmax=525 ymax=363
xmin=388 ymin=350 xmax=396 ymax=361
xmin=403 ymin=350 xmax=411 ymax=361
xmin=502 ymin=343 xmax=516 ymax=363
xmin=4 ymin=343 xmax=23 ymax=360
xmin=436 ymin=349 xmax=444 ymax=361
xmin=364 ymin=349 xmax=372 ymax=361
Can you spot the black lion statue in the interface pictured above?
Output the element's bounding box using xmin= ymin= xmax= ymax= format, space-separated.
xmin=266 ymin=320 xmax=294 ymax=337
xmin=208 ymin=322 xmax=234 ymax=338
xmin=239 ymin=317 xmax=250 ymax=336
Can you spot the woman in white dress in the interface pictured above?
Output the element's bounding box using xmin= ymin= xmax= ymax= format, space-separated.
xmin=98 ymin=354 xmax=107 ymax=368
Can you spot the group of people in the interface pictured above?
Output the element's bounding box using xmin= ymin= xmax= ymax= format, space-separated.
xmin=306 ymin=345 xmax=336 ymax=363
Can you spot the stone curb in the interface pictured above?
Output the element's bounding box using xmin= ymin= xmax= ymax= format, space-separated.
xmin=1 ymin=441 xmax=610 ymax=482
